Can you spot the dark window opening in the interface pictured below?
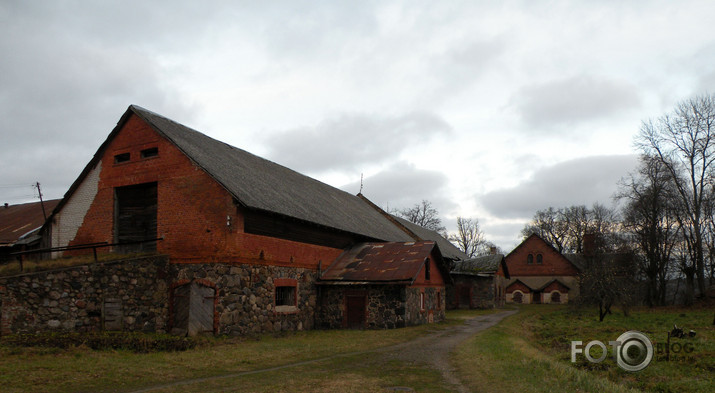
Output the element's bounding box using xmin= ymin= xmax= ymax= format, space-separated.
xmin=527 ymin=254 xmax=533 ymax=264
xmin=425 ymin=258 xmax=431 ymax=281
xmin=275 ymin=286 xmax=296 ymax=307
xmin=420 ymin=292 xmax=426 ymax=311
xmin=114 ymin=153 xmax=130 ymax=164
xmin=141 ymin=147 xmax=159 ymax=158
xmin=513 ymin=291 xmax=523 ymax=303
xmin=114 ymin=182 xmax=157 ymax=253
xmin=536 ymin=254 xmax=543 ymax=264
xmin=551 ymin=291 xmax=561 ymax=303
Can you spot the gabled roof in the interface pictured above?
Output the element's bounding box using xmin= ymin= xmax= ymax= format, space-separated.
xmin=505 ymin=279 xmax=532 ymax=291
xmin=49 ymin=105 xmax=415 ymax=243
xmin=506 ymin=233 xmax=582 ymax=272
xmin=452 ymin=254 xmax=510 ymax=278
xmin=1 ymin=200 xmax=60 ymax=246
xmin=390 ymin=215 xmax=469 ymax=261
xmin=318 ymin=241 xmax=447 ymax=285
xmin=535 ymin=278 xmax=570 ymax=291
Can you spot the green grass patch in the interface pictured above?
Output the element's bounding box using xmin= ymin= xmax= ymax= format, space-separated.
xmin=454 ymin=305 xmax=714 ymax=393
xmin=0 ymin=316 xmax=461 ymax=393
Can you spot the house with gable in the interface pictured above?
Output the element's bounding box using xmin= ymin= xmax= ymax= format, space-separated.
xmin=0 ymin=200 xmax=60 ymax=264
xmin=449 ymin=253 xmax=510 ymax=309
xmin=0 ymin=105 xmax=459 ymax=336
xmin=503 ymin=234 xmax=581 ymax=304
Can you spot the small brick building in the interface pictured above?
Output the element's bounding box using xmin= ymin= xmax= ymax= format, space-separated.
xmin=448 ymin=253 xmax=510 ymax=309
xmin=1 ymin=105 xmax=461 ymax=336
xmin=503 ymin=234 xmax=581 ymax=304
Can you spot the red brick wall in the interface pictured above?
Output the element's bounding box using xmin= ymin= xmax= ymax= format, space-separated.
xmin=68 ymin=114 xmax=342 ymax=269
xmin=505 ymin=236 xmax=579 ymax=276
xmin=542 ymin=280 xmax=569 ymax=293
xmin=411 ymin=250 xmax=446 ymax=287
xmin=506 ymin=280 xmax=530 ymax=294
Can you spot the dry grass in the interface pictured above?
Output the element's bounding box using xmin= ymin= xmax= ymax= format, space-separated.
xmin=0 ymin=252 xmax=156 ymax=277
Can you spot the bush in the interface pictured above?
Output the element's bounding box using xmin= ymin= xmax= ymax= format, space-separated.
xmin=0 ymin=331 xmax=196 ymax=352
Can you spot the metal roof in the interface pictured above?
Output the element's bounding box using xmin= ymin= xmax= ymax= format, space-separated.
xmin=452 ymin=254 xmax=507 ymax=276
xmin=130 ymin=106 xmax=415 ymax=243
xmin=390 ymin=215 xmax=469 ymax=260
xmin=319 ymin=241 xmax=441 ymax=284
xmin=0 ymin=200 xmax=60 ymax=246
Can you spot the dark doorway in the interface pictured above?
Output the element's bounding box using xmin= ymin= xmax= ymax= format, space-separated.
xmin=171 ymin=282 xmax=216 ymax=336
xmin=457 ymin=285 xmax=471 ymax=308
xmin=115 ymin=182 xmax=157 ymax=252
xmin=532 ymin=290 xmax=542 ymax=304
xmin=345 ymin=295 xmax=366 ymax=329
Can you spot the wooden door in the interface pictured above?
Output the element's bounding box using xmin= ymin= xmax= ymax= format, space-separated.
xmin=115 ymin=182 xmax=157 ymax=252
xmin=172 ymin=282 xmax=215 ymax=336
xmin=345 ymin=295 xmax=366 ymax=329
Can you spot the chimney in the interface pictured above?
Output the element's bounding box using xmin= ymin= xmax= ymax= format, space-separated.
xmin=583 ymin=233 xmax=596 ymax=256
xmin=490 ymin=246 xmax=498 ymax=255
xmin=3 ymin=203 xmax=8 ymax=209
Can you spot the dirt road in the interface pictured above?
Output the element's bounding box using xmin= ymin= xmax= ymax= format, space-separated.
xmin=129 ymin=309 xmax=518 ymax=393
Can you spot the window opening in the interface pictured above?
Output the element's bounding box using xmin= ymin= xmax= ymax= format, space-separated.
xmin=114 ymin=153 xmax=130 ymax=164
xmin=141 ymin=147 xmax=158 ymax=158
xmin=275 ymin=286 xmax=296 ymax=307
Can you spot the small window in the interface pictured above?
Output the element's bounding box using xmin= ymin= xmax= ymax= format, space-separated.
xmin=551 ymin=291 xmax=561 ymax=303
xmin=527 ymin=254 xmax=533 ymax=264
xmin=425 ymin=258 xmax=431 ymax=281
xmin=536 ymin=254 xmax=543 ymax=264
xmin=276 ymin=286 xmax=296 ymax=307
xmin=420 ymin=292 xmax=426 ymax=311
xmin=114 ymin=152 xmax=130 ymax=164
xmin=141 ymin=147 xmax=159 ymax=158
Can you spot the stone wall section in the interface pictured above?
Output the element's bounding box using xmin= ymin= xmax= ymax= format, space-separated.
xmin=0 ymin=255 xmax=169 ymax=335
xmin=171 ymin=263 xmax=317 ymax=335
xmin=318 ymin=285 xmax=407 ymax=329
xmin=405 ymin=286 xmax=445 ymax=326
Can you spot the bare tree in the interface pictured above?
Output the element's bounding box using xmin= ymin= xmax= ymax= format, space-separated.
xmin=397 ymin=199 xmax=447 ymax=235
xmin=521 ymin=207 xmax=568 ymax=252
xmin=522 ymin=204 xmax=618 ymax=253
xmin=577 ymin=235 xmax=639 ymax=321
xmin=636 ymin=93 xmax=715 ymax=301
xmin=617 ymin=155 xmax=680 ymax=306
xmin=449 ymin=217 xmax=484 ymax=258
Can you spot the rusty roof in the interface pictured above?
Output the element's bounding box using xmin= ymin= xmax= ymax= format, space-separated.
xmin=319 ymin=241 xmax=442 ymax=284
xmin=0 ymin=200 xmax=60 ymax=246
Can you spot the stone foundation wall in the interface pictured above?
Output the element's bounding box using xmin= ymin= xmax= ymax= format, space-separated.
xmin=318 ymin=285 xmax=407 ymax=329
xmin=171 ymin=264 xmax=316 ymax=335
xmin=0 ymin=256 xmax=170 ymax=335
xmin=405 ymin=286 xmax=445 ymax=325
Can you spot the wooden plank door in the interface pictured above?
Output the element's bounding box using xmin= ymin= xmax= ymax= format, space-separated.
xmin=346 ymin=295 xmax=366 ymax=329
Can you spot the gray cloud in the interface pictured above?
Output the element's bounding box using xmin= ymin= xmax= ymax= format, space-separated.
xmin=340 ymin=161 xmax=455 ymax=215
xmin=0 ymin=2 xmax=196 ymax=204
xmin=264 ymin=112 xmax=452 ymax=173
xmin=479 ymin=155 xmax=638 ymax=219
xmin=511 ymin=75 xmax=642 ymax=128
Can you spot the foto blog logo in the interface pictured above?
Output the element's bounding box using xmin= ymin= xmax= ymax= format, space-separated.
xmin=571 ymin=331 xmax=654 ymax=372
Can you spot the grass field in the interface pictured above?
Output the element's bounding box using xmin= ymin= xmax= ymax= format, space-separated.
xmin=1 ymin=306 xmax=712 ymax=392
xmin=453 ymin=304 xmax=714 ymax=393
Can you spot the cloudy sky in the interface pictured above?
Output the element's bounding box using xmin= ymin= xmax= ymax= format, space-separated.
xmin=2 ymin=1 xmax=714 ymax=250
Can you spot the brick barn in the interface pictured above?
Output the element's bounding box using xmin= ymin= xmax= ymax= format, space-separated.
xmin=1 ymin=105 xmax=460 ymax=336
xmin=503 ymin=234 xmax=581 ymax=304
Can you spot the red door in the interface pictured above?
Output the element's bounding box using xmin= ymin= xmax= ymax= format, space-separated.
xmin=346 ymin=295 xmax=366 ymax=329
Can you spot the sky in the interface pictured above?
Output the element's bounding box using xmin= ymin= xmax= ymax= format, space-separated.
xmin=2 ymin=0 xmax=715 ymax=251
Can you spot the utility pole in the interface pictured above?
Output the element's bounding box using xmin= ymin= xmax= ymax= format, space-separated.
xmin=35 ymin=181 xmax=47 ymax=221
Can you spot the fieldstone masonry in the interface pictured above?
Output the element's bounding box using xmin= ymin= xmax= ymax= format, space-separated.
xmin=0 ymin=255 xmax=169 ymax=335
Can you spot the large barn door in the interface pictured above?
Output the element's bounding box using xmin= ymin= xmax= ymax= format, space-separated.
xmin=346 ymin=295 xmax=366 ymax=329
xmin=115 ymin=182 xmax=157 ymax=252
xmin=172 ymin=282 xmax=215 ymax=336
